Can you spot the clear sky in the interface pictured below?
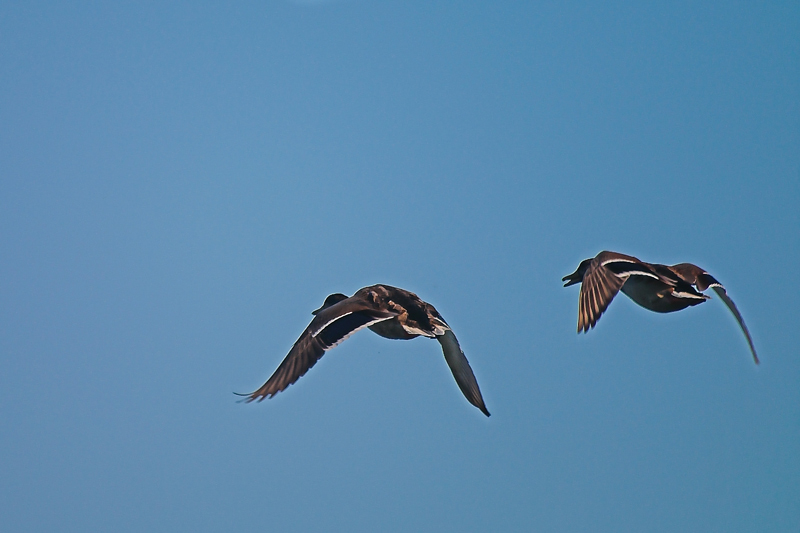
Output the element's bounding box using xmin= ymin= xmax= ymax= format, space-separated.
xmin=1 ymin=1 xmax=798 ymax=532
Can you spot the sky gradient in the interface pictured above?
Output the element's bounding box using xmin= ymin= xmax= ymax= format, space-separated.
xmin=1 ymin=2 xmax=798 ymax=532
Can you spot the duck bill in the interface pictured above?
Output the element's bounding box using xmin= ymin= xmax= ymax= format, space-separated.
xmin=562 ymin=273 xmax=582 ymax=287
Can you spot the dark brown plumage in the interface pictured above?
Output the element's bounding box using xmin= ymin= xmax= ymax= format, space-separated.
xmin=238 ymin=284 xmax=490 ymax=416
xmin=563 ymin=251 xmax=759 ymax=364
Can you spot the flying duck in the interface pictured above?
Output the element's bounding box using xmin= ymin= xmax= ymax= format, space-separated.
xmin=238 ymin=284 xmax=490 ymax=416
xmin=562 ymin=251 xmax=759 ymax=364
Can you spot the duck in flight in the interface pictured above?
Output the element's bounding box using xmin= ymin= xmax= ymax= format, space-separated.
xmin=562 ymin=251 xmax=759 ymax=364
xmin=238 ymin=284 xmax=490 ymax=416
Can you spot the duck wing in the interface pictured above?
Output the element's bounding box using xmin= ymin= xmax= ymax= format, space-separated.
xmin=669 ymin=263 xmax=759 ymax=365
xmin=437 ymin=329 xmax=490 ymax=417
xmin=577 ymin=252 xmax=650 ymax=332
xmin=711 ymin=287 xmax=759 ymax=365
xmin=239 ymin=298 xmax=398 ymax=401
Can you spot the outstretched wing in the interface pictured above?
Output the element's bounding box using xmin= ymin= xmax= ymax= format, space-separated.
xmin=670 ymin=263 xmax=759 ymax=365
xmin=711 ymin=287 xmax=759 ymax=365
xmin=239 ymin=300 xmax=397 ymax=402
xmin=577 ymin=253 xmax=655 ymax=332
xmin=437 ymin=329 xmax=490 ymax=417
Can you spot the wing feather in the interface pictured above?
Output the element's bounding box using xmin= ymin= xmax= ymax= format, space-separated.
xmin=240 ymin=299 xmax=398 ymax=401
xmin=712 ymin=286 xmax=759 ymax=365
xmin=437 ymin=329 xmax=490 ymax=417
xmin=577 ymin=257 xmax=628 ymax=332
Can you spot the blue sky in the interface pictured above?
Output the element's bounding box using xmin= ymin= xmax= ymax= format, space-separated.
xmin=1 ymin=1 xmax=798 ymax=531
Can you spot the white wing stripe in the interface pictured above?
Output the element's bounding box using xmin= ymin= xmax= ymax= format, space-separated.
xmin=621 ymin=270 xmax=660 ymax=280
xmin=312 ymin=311 xmax=354 ymax=337
xmin=322 ymin=317 xmax=394 ymax=350
xmin=600 ymin=258 xmax=636 ymax=266
xmin=671 ymin=291 xmax=708 ymax=300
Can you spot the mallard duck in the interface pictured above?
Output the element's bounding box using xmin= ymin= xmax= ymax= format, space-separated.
xmin=563 ymin=251 xmax=759 ymax=364
xmin=238 ymin=284 xmax=490 ymax=416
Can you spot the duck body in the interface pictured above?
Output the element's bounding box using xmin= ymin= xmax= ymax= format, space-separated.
xmin=356 ymin=284 xmax=449 ymax=340
xmin=620 ymin=272 xmax=707 ymax=313
xmin=563 ymin=251 xmax=758 ymax=364
xmin=239 ymin=284 xmax=490 ymax=416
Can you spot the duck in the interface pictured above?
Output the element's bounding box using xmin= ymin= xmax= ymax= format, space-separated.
xmin=238 ymin=284 xmax=490 ymax=416
xmin=562 ymin=251 xmax=759 ymax=364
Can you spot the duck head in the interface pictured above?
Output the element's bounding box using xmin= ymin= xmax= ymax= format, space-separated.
xmin=562 ymin=258 xmax=592 ymax=287
xmin=312 ymin=293 xmax=349 ymax=315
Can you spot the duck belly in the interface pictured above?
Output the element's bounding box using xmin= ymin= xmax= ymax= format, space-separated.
xmin=621 ymin=277 xmax=703 ymax=313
